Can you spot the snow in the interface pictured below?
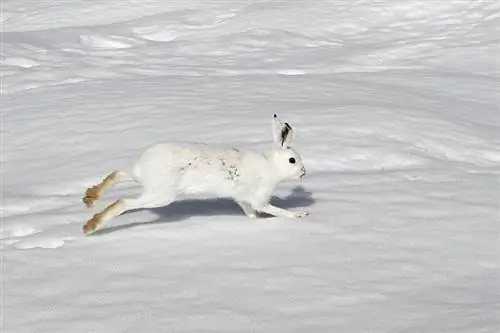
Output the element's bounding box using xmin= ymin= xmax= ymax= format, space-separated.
xmin=1 ymin=1 xmax=499 ymax=332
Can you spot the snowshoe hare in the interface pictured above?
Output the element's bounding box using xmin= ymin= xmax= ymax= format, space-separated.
xmin=82 ymin=114 xmax=308 ymax=235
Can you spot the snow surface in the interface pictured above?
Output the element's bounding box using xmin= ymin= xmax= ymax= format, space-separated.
xmin=2 ymin=1 xmax=499 ymax=332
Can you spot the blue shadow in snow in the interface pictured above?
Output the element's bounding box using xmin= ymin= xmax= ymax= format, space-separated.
xmin=90 ymin=186 xmax=315 ymax=236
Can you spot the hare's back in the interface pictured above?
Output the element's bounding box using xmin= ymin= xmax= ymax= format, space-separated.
xmin=134 ymin=142 xmax=249 ymax=195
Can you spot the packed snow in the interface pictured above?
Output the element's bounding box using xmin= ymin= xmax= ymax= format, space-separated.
xmin=2 ymin=1 xmax=499 ymax=332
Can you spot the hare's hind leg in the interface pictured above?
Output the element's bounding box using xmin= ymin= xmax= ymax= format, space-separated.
xmin=83 ymin=171 xmax=134 ymax=207
xmin=83 ymin=198 xmax=127 ymax=235
xmin=83 ymin=192 xmax=177 ymax=235
xmin=83 ymin=173 xmax=180 ymax=235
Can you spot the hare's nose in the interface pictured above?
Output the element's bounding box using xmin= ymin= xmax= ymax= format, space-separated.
xmin=300 ymin=166 xmax=306 ymax=176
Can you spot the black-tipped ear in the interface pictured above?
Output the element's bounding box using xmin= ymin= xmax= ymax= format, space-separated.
xmin=272 ymin=114 xmax=283 ymax=144
xmin=272 ymin=115 xmax=294 ymax=148
xmin=280 ymin=122 xmax=293 ymax=146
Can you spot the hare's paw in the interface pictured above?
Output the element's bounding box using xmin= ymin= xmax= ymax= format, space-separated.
xmin=83 ymin=214 xmax=102 ymax=235
xmin=82 ymin=186 xmax=100 ymax=207
xmin=294 ymin=211 xmax=310 ymax=219
xmin=237 ymin=201 xmax=257 ymax=219
xmin=246 ymin=212 xmax=257 ymax=219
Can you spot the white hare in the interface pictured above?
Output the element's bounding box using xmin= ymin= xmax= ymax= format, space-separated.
xmin=82 ymin=114 xmax=309 ymax=235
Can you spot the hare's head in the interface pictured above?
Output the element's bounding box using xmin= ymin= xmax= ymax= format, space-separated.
xmin=270 ymin=114 xmax=306 ymax=181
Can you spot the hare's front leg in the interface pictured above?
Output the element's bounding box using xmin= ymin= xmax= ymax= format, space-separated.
xmin=236 ymin=201 xmax=257 ymax=218
xmin=255 ymin=203 xmax=309 ymax=219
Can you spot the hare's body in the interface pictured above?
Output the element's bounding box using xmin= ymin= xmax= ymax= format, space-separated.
xmin=134 ymin=143 xmax=278 ymax=206
xmin=83 ymin=115 xmax=308 ymax=235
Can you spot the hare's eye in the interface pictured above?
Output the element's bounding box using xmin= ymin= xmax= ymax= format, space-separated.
xmin=289 ymin=157 xmax=296 ymax=164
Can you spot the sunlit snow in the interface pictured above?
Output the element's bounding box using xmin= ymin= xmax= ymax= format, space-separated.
xmin=2 ymin=1 xmax=499 ymax=332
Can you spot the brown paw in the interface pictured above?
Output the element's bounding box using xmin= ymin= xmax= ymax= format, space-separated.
xmin=83 ymin=214 xmax=101 ymax=235
xmin=83 ymin=186 xmax=100 ymax=207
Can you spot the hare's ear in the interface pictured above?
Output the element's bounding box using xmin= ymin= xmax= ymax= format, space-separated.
xmin=272 ymin=114 xmax=294 ymax=148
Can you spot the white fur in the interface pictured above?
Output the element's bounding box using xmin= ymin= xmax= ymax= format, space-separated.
xmin=83 ymin=114 xmax=308 ymax=234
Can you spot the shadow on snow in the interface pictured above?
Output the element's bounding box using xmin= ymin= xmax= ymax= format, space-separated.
xmin=91 ymin=186 xmax=315 ymax=236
